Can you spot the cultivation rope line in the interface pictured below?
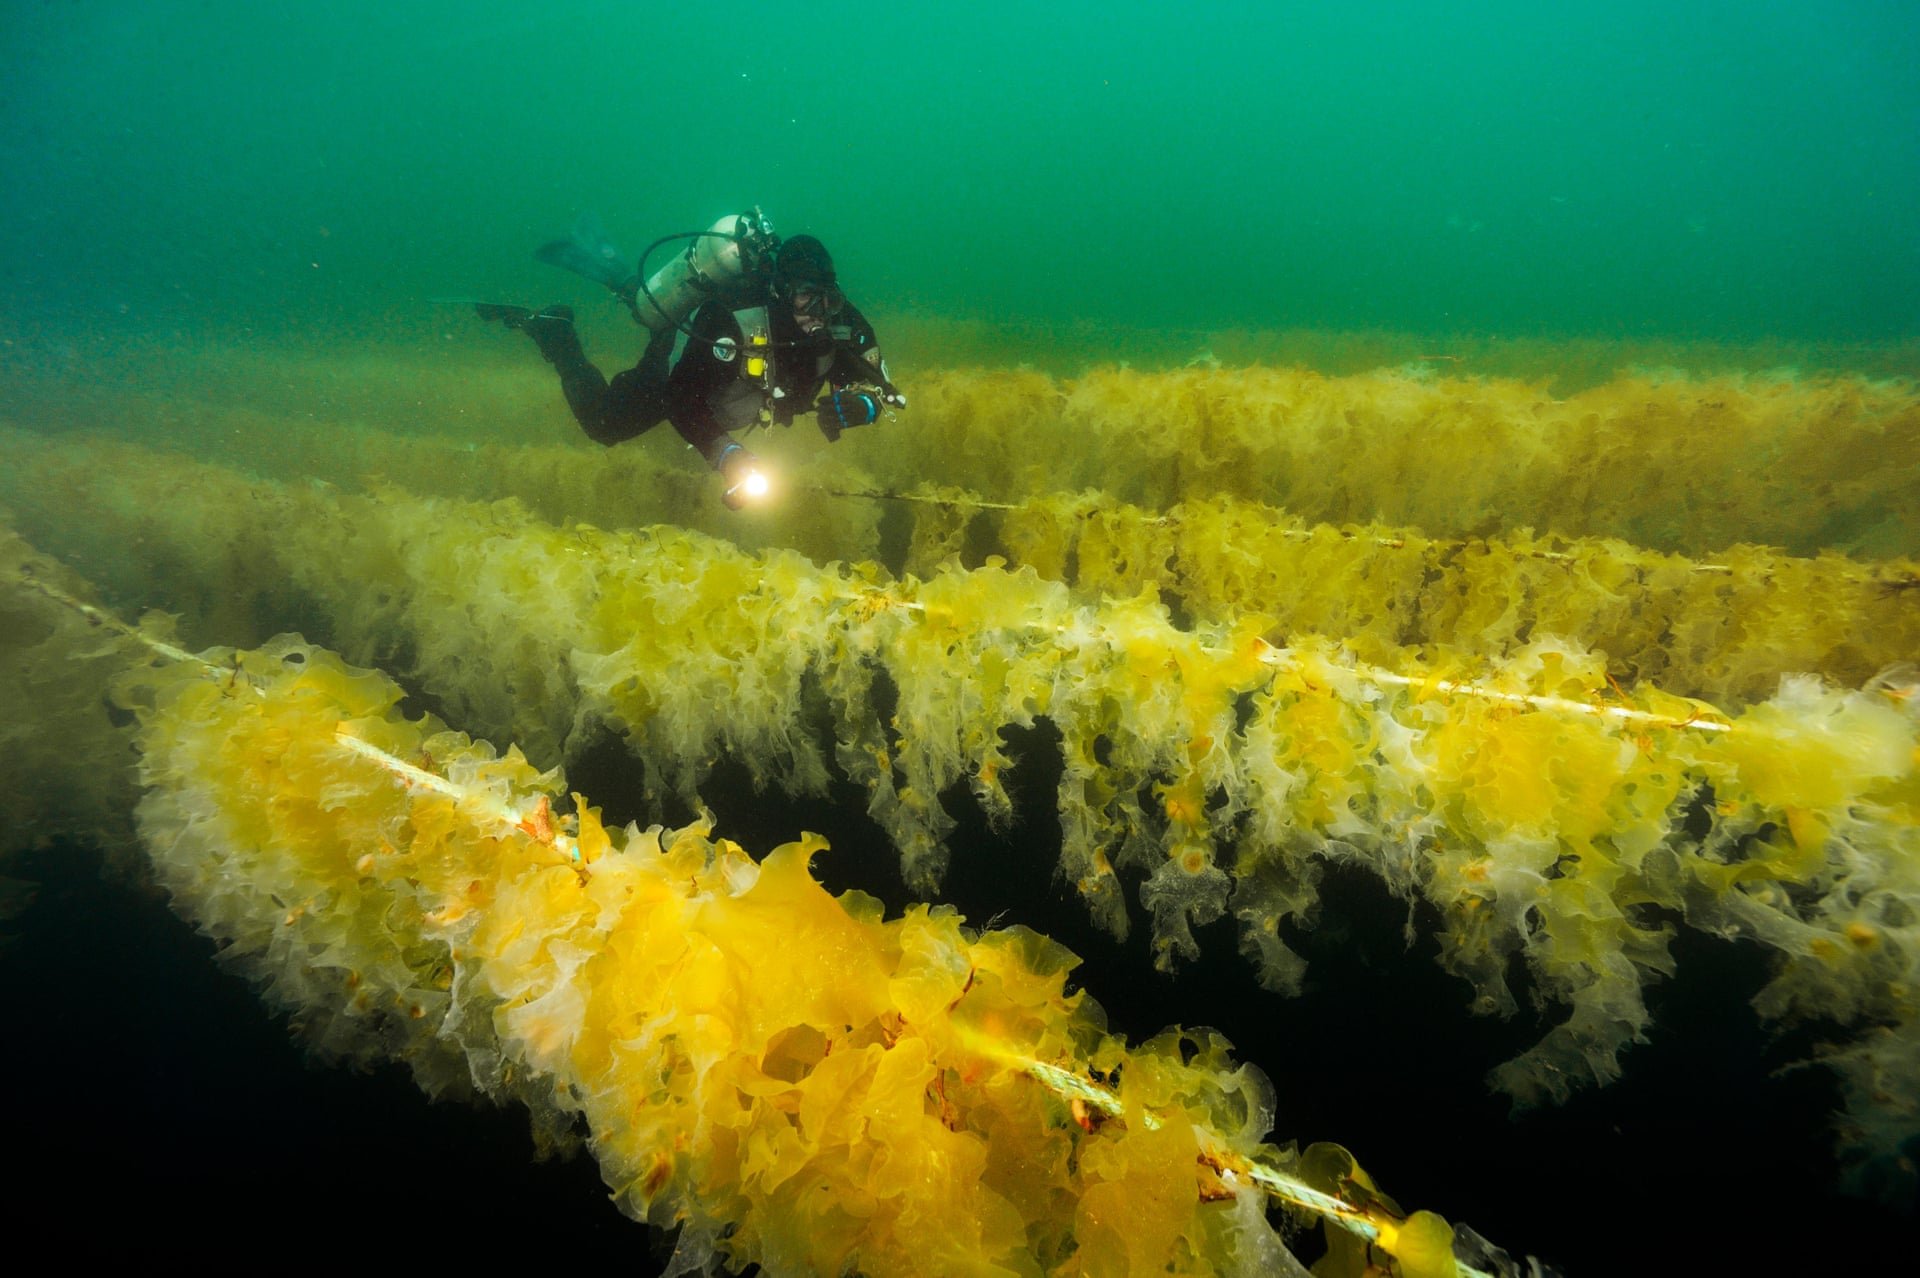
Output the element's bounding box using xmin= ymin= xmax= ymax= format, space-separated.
xmin=5 ymin=450 xmax=1912 ymax=1199
xmin=6 ymin=429 xmax=1913 ymax=714
xmin=805 ymin=484 xmax=1753 ymax=574
xmin=8 ymin=545 xmax=1746 ymax=740
xmin=338 ymin=689 xmax=1479 ymax=1266
xmin=16 ymin=564 xmax=217 ymax=672
xmin=818 ymin=568 xmax=1739 ymax=737
xmin=20 ymin=554 xmax=1505 ymax=1277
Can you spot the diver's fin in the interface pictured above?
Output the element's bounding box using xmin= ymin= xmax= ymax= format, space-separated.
xmin=474 ymin=304 xmax=583 ymax=367
xmin=474 ymin=301 xmax=535 ymax=329
xmin=534 ymin=212 xmax=639 ymax=299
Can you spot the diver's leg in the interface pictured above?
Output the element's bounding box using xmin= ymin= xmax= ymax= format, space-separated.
xmin=514 ymin=306 xmax=613 ymax=428
xmin=594 ymin=326 xmax=675 ymax=443
xmin=482 ymin=303 xmax=671 ymax=445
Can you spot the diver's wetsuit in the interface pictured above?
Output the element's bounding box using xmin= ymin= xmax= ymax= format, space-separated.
xmin=538 ymin=293 xmax=887 ymax=464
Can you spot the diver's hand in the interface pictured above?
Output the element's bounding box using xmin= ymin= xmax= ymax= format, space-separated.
xmin=880 ymin=387 xmax=907 ymax=410
xmin=815 ymin=388 xmax=882 ymax=442
xmin=716 ymin=443 xmax=772 ymax=510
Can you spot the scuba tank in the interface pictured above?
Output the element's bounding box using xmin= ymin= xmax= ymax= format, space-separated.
xmin=535 ymin=209 xmax=778 ymax=334
xmin=634 ymin=210 xmax=776 ymax=333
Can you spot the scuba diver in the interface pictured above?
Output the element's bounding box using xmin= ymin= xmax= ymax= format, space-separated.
xmin=478 ymin=209 xmax=905 ymax=508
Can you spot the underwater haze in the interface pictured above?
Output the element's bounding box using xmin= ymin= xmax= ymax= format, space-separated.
xmin=4 ymin=3 xmax=1920 ymax=1276
xmin=2 ymin=0 xmax=1917 ymax=345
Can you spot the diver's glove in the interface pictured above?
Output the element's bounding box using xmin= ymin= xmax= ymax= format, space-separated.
xmin=815 ymin=388 xmax=882 ymax=442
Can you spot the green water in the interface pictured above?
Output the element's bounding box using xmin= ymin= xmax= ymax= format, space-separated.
xmin=3 ymin=4 xmax=1917 ymax=1271
xmin=3 ymin=1 xmax=1915 ymax=345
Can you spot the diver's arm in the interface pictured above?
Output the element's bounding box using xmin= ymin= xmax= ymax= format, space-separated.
xmin=669 ymin=309 xmax=770 ymax=510
xmin=827 ymin=303 xmax=903 ymax=405
xmin=811 ymin=304 xmax=902 ymax=440
xmin=666 ymin=305 xmax=763 ymax=466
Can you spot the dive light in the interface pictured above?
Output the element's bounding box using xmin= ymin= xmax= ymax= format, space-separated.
xmin=716 ymin=442 xmax=774 ymax=510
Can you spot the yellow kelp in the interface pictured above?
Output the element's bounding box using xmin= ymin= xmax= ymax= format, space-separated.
xmin=0 ymin=522 xmax=154 ymax=866
xmin=86 ymin=353 xmax=1906 ymax=561
xmin=872 ymin=365 xmax=1920 ymax=557
xmin=125 ymin=633 xmax=1487 ymax=1277
xmin=2 ymin=436 xmax=1916 ymax=1140
xmin=973 ymin=491 xmax=1920 ymax=708
xmin=7 ymin=429 xmax=1914 ymax=717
